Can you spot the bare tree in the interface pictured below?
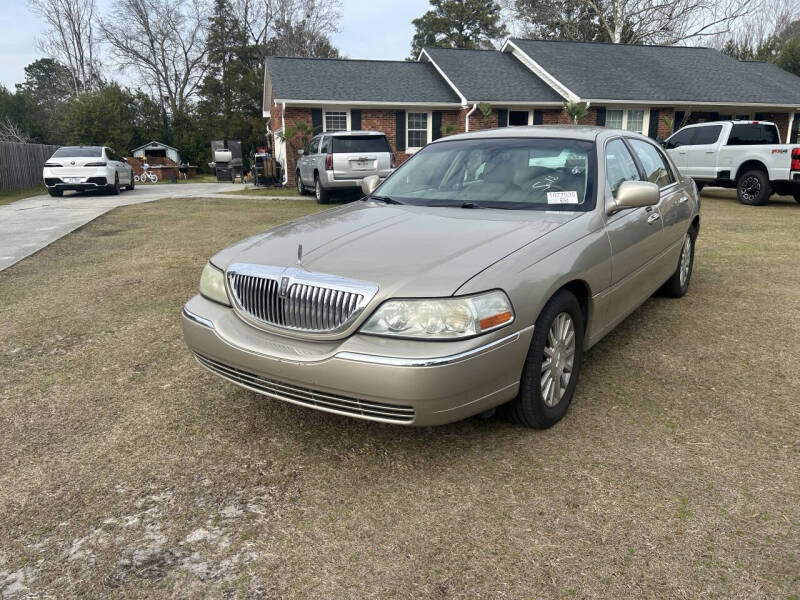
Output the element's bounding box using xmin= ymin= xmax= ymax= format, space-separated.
xmin=511 ymin=0 xmax=755 ymax=44
xmin=102 ymin=0 xmax=210 ymax=116
xmin=232 ymin=0 xmax=342 ymax=56
xmin=709 ymin=0 xmax=800 ymax=56
xmin=0 ymin=118 xmax=31 ymax=143
xmin=29 ymin=0 xmax=101 ymax=95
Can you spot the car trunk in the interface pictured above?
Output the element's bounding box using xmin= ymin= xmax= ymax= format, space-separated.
xmin=331 ymin=136 xmax=392 ymax=180
xmin=50 ymin=155 xmax=104 ymax=178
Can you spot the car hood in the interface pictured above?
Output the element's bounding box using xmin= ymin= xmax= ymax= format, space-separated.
xmin=211 ymin=201 xmax=580 ymax=298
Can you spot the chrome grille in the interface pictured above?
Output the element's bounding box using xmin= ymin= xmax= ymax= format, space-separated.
xmin=226 ymin=263 xmax=378 ymax=333
xmin=194 ymin=352 xmax=415 ymax=423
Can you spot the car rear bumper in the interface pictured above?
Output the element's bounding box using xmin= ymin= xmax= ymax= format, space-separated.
xmin=181 ymin=294 xmax=531 ymax=426
xmin=320 ymin=171 xmax=390 ymax=189
xmin=44 ymin=178 xmax=109 ymax=191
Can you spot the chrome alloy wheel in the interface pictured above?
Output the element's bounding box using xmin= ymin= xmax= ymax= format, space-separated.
xmin=541 ymin=312 xmax=575 ymax=407
xmin=740 ymin=175 xmax=760 ymax=202
xmin=679 ymin=233 xmax=692 ymax=289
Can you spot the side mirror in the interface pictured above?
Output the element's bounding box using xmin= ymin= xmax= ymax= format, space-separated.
xmin=297 ymin=149 xmax=304 ymax=156
xmin=607 ymin=180 xmax=659 ymax=215
xmin=361 ymin=175 xmax=380 ymax=196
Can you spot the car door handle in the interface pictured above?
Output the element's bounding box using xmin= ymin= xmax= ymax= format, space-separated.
xmin=704 ymin=150 xmax=714 ymax=153
xmin=647 ymin=213 xmax=661 ymax=224
xmin=678 ymin=196 xmax=689 ymax=204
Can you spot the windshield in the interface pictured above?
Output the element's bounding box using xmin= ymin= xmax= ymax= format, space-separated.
xmin=332 ymin=136 xmax=390 ymax=153
xmin=52 ymin=146 xmax=103 ymax=158
xmin=377 ymin=138 xmax=597 ymax=210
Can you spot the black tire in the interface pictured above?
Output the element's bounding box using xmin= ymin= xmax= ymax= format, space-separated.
xmin=793 ymin=191 xmax=800 ymax=204
xmin=47 ymin=188 xmax=63 ymax=197
xmin=737 ymin=169 xmax=770 ymax=206
xmin=694 ymin=180 xmax=705 ymax=192
xmin=108 ymin=173 xmax=120 ymax=196
xmin=660 ymin=226 xmax=697 ymax=298
xmin=503 ymin=290 xmax=585 ymax=429
xmin=315 ymin=175 xmax=330 ymax=204
xmin=126 ymin=171 xmax=135 ymax=190
xmin=296 ymin=171 xmax=307 ymax=195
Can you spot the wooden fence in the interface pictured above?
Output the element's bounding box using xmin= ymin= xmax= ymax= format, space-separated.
xmin=0 ymin=141 xmax=60 ymax=191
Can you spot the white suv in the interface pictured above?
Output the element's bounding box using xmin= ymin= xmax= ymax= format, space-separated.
xmin=43 ymin=146 xmax=135 ymax=197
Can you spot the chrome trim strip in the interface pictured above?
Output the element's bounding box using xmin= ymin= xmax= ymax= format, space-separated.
xmin=182 ymin=306 xmax=214 ymax=329
xmin=334 ymin=326 xmax=532 ymax=368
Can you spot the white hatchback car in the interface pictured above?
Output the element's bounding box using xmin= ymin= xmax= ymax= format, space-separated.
xmin=43 ymin=146 xmax=135 ymax=197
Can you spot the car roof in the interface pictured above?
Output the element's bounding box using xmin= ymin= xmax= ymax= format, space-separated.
xmin=325 ymin=130 xmax=387 ymax=137
xmin=680 ymin=120 xmax=776 ymax=128
xmin=434 ymin=125 xmax=621 ymax=144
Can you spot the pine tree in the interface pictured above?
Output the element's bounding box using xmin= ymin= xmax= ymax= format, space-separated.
xmin=410 ymin=0 xmax=508 ymax=58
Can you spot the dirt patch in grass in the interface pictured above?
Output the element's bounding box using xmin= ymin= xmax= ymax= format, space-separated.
xmin=1 ymin=193 xmax=799 ymax=598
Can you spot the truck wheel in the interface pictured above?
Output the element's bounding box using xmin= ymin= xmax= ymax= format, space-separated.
xmin=693 ymin=180 xmax=705 ymax=192
xmin=502 ymin=289 xmax=584 ymax=429
xmin=793 ymin=191 xmax=800 ymax=204
xmin=737 ymin=170 xmax=770 ymax=206
xmin=315 ymin=176 xmax=330 ymax=204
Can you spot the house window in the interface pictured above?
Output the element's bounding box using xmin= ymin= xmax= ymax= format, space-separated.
xmin=605 ymin=108 xmax=647 ymax=134
xmin=625 ymin=110 xmax=644 ymax=132
xmin=324 ymin=111 xmax=348 ymax=132
xmin=407 ymin=112 xmax=429 ymax=149
xmin=508 ymin=110 xmax=530 ymax=126
xmin=606 ymin=109 xmax=624 ymax=129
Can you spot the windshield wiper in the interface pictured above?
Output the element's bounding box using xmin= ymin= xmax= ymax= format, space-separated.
xmin=367 ymin=195 xmax=404 ymax=205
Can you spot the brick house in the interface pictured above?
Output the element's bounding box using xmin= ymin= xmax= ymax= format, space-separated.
xmin=263 ymin=39 xmax=800 ymax=187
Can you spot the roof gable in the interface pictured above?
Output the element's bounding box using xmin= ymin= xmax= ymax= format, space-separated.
xmin=421 ymin=47 xmax=563 ymax=104
xmin=266 ymin=56 xmax=461 ymax=105
xmin=508 ymin=39 xmax=800 ymax=105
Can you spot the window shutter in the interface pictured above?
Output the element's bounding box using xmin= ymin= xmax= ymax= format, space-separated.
xmin=432 ymin=111 xmax=442 ymax=140
xmin=497 ymin=109 xmax=508 ymax=127
xmin=648 ymin=109 xmax=660 ymax=138
xmin=754 ymin=112 xmax=768 ymax=121
xmin=395 ymin=110 xmax=406 ymax=151
xmin=533 ymin=110 xmax=543 ymax=125
xmin=311 ymin=109 xmax=322 ymax=134
xmin=708 ymin=112 xmax=720 ymax=122
xmin=350 ymin=109 xmax=361 ymax=130
xmin=673 ymin=111 xmax=685 ymax=132
xmin=596 ymin=107 xmax=606 ymax=126
xmin=790 ymin=113 xmax=799 ymax=144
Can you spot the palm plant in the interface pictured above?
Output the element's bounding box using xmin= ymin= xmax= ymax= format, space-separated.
xmin=478 ymin=102 xmax=492 ymax=118
xmin=277 ymin=121 xmax=313 ymax=153
xmin=441 ymin=123 xmax=459 ymax=136
xmin=563 ymin=101 xmax=589 ymax=124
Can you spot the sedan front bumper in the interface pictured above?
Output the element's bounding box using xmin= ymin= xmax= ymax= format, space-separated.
xmin=181 ymin=294 xmax=532 ymax=426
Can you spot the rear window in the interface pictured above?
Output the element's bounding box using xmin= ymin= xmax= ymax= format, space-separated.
xmin=727 ymin=124 xmax=780 ymax=145
xmin=331 ymin=136 xmax=390 ymax=154
xmin=52 ymin=146 xmax=103 ymax=158
xmin=692 ymin=125 xmax=722 ymax=145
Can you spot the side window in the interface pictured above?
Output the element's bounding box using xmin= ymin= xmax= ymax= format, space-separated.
xmin=692 ymin=125 xmax=722 ymax=145
xmin=319 ymin=136 xmax=330 ymax=154
xmin=605 ymin=138 xmax=641 ymax=199
xmin=665 ymin=127 xmax=696 ymax=149
xmin=629 ymin=139 xmax=673 ymax=187
xmin=727 ymin=124 xmax=780 ymax=145
xmin=306 ymin=136 xmax=319 ymax=155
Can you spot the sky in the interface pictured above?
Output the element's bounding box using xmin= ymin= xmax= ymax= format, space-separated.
xmin=0 ymin=0 xmax=432 ymax=91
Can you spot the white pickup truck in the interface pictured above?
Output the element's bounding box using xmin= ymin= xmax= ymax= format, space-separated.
xmin=664 ymin=120 xmax=800 ymax=205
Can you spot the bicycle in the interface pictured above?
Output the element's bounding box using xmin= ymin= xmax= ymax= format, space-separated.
xmin=133 ymin=163 xmax=159 ymax=183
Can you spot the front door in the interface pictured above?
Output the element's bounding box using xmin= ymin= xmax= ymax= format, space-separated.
xmin=664 ymin=126 xmax=696 ymax=174
xmin=602 ymin=138 xmax=665 ymax=327
xmin=682 ymin=124 xmax=723 ymax=180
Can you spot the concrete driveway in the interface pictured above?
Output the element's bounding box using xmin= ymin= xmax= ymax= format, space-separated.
xmin=0 ymin=183 xmax=244 ymax=272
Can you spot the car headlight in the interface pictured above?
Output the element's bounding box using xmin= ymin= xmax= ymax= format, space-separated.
xmin=361 ymin=290 xmax=514 ymax=339
xmin=199 ymin=262 xmax=230 ymax=306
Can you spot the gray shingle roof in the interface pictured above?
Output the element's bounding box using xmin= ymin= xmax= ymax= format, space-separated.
xmin=266 ymin=56 xmax=461 ymax=104
xmin=509 ymin=39 xmax=800 ymax=105
xmin=422 ymin=47 xmax=563 ymax=103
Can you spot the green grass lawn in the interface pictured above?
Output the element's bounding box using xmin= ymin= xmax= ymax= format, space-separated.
xmin=225 ymin=186 xmax=303 ymax=197
xmin=0 ymin=184 xmax=46 ymax=206
xmin=1 ymin=192 xmax=799 ymax=598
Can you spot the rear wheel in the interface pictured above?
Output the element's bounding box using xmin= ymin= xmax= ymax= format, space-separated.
xmin=793 ymin=191 xmax=800 ymax=204
xmin=737 ymin=169 xmax=770 ymax=205
xmin=693 ymin=180 xmax=705 ymax=192
xmin=108 ymin=173 xmax=120 ymax=195
xmin=47 ymin=188 xmax=63 ymax=197
xmin=315 ymin=175 xmax=330 ymax=204
xmin=503 ymin=290 xmax=584 ymax=429
xmin=660 ymin=227 xmax=696 ymax=298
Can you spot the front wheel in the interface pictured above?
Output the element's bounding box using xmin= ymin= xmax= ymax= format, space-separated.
xmin=296 ymin=171 xmax=307 ymax=195
xmin=503 ymin=290 xmax=585 ymax=429
xmin=737 ymin=170 xmax=771 ymax=205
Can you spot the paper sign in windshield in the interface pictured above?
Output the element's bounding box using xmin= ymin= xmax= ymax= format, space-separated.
xmin=547 ymin=191 xmax=579 ymax=204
